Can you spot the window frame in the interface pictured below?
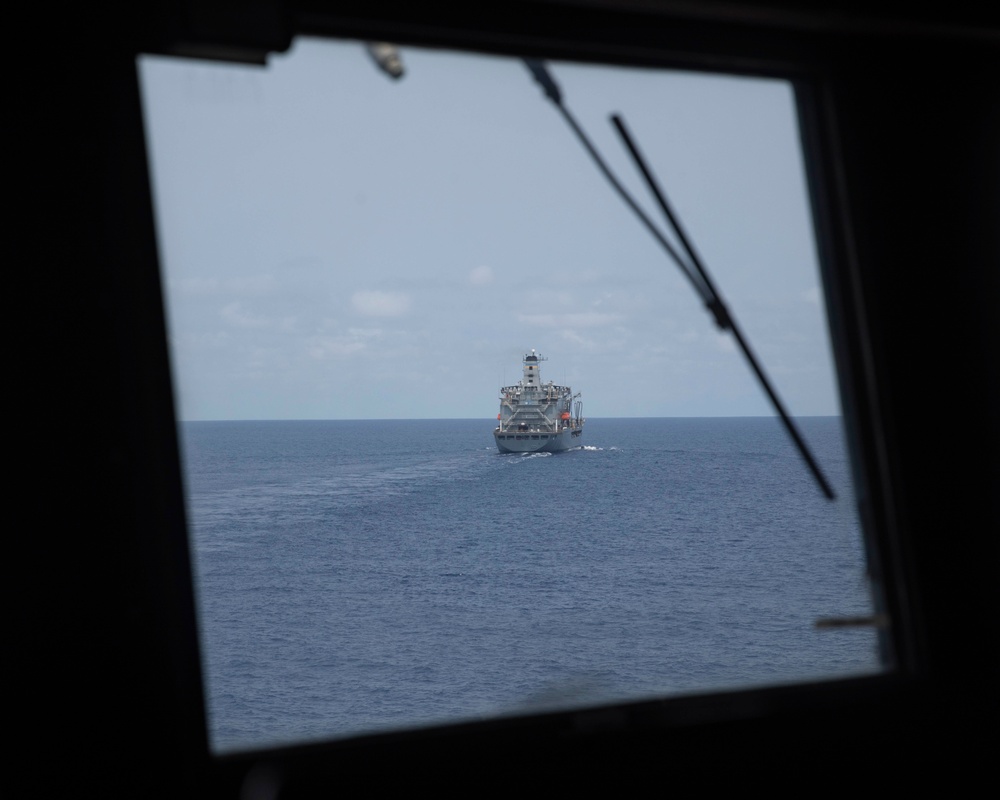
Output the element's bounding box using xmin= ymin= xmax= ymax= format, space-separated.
xmin=43 ymin=1 xmax=995 ymax=794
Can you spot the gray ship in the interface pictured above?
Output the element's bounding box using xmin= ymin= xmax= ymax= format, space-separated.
xmin=493 ymin=350 xmax=584 ymax=453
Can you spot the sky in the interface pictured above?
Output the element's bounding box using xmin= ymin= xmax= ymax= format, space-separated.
xmin=138 ymin=37 xmax=841 ymax=421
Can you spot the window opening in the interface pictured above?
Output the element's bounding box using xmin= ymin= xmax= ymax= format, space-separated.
xmin=138 ymin=37 xmax=881 ymax=754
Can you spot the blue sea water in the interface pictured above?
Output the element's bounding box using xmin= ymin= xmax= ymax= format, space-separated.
xmin=178 ymin=417 xmax=880 ymax=753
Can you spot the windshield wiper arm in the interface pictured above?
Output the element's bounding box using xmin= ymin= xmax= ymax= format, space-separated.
xmin=524 ymin=59 xmax=835 ymax=500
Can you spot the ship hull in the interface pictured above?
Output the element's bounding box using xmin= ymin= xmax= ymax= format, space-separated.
xmin=493 ymin=427 xmax=582 ymax=454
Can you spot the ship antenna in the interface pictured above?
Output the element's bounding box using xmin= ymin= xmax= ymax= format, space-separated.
xmin=523 ymin=59 xmax=835 ymax=500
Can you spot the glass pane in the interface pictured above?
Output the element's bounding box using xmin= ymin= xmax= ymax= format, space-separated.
xmin=138 ymin=37 xmax=881 ymax=754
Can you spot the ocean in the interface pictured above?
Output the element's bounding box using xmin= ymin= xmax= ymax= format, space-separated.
xmin=178 ymin=416 xmax=880 ymax=753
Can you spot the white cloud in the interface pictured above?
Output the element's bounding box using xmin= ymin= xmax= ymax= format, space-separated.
xmin=715 ymin=332 xmax=738 ymax=353
xmin=307 ymin=327 xmax=387 ymax=359
xmin=307 ymin=337 xmax=367 ymax=359
xmin=220 ymin=301 xmax=270 ymax=328
xmin=801 ymin=286 xmax=821 ymax=305
xmin=219 ymin=301 xmax=296 ymax=331
xmin=351 ymin=290 xmax=411 ymax=317
xmin=469 ymin=265 xmax=494 ymax=285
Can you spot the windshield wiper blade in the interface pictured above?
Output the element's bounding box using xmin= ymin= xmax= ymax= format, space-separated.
xmin=524 ymin=59 xmax=836 ymax=500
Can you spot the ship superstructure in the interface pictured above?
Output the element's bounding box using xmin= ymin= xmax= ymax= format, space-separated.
xmin=493 ymin=350 xmax=584 ymax=453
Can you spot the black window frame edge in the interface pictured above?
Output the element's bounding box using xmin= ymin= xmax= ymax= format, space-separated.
xmin=22 ymin=2 xmax=997 ymax=796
